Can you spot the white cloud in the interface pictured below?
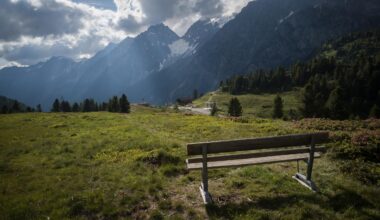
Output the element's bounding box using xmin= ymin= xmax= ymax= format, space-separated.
xmin=0 ymin=0 xmax=252 ymax=67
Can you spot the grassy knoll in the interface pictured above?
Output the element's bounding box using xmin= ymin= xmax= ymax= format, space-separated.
xmin=193 ymin=89 xmax=302 ymax=118
xmin=0 ymin=106 xmax=379 ymax=219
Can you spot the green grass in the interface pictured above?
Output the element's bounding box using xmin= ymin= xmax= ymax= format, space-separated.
xmin=193 ymin=89 xmax=302 ymax=118
xmin=0 ymin=106 xmax=379 ymax=219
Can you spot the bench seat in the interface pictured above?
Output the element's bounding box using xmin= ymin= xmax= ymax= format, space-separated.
xmin=187 ymin=152 xmax=321 ymax=170
xmin=186 ymin=132 xmax=329 ymax=204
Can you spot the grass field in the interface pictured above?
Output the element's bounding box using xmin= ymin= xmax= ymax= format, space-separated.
xmin=193 ymin=89 xmax=302 ymax=118
xmin=0 ymin=106 xmax=379 ymax=219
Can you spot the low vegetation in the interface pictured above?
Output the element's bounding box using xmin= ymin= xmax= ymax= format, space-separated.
xmin=0 ymin=106 xmax=379 ymax=219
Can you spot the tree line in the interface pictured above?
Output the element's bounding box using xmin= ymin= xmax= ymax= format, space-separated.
xmin=51 ymin=94 xmax=130 ymax=113
xmin=1 ymin=101 xmax=42 ymax=114
xmin=221 ymin=30 xmax=380 ymax=119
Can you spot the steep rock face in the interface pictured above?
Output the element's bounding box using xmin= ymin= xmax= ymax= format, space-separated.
xmin=130 ymin=0 xmax=380 ymax=104
xmin=183 ymin=19 xmax=220 ymax=48
xmin=71 ymin=24 xmax=179 ymax=101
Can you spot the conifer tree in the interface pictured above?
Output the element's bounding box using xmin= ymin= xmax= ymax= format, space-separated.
xmin=273 ymin=95 xmax=284 ymax=118
xmin=60 ymin=100 xmax=71 ymax=112
xmin=12 ymin=101 xmax=20 ymax=113
xmin=326 ymin=86 xmax=347 ymax=120
xmin=210 ymin=103 xmax=218 ymax=116
xmin=119 ymin=94 xmax=130 ymax=113
xmin=36 ymin=104 xmax=42 ymax=112
xmin=369 ymin=104 xmax=380 ymax=118
xmin=83 ymin=99 xmax=91 ymax=112
xmin=1 ymin=105 xmax=8 ymax=114
xmin=228 ymin=98 xmax=243 ymax=117
xmin=52 ymin=99 xmax=60 ymax=112
xmin=72 ymin=103 xmax=80 ymax=112
xmin=108 ymin=96 xmax=119 ymax=112
xmin=101 ymin=102 xmax=108 ymax=111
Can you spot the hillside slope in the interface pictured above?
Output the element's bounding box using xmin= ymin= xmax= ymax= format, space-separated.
xmin=221 ymin=29 xmax=380 ymax=119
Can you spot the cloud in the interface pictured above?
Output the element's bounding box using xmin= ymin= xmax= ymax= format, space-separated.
xmin=0 ymin=0 xmax=252 ymax=67
xmin=0 ymin=0 xmax=84 ymax=41
xmin=115 ymin=0 xmax=246 ymax=35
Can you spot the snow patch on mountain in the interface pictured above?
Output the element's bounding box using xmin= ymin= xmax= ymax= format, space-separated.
xmin=279 ymin=11 xmax=294 ymax=24
xmin=169 ymin=39 xmax=193 ymax=56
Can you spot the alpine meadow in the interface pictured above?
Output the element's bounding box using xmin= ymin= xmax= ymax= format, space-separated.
xmin=0 ymin=0 xmax=380 ymax=219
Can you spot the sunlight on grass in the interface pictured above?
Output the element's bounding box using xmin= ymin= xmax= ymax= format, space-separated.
xmin=0 ymin=107 xmax=379 ymax=219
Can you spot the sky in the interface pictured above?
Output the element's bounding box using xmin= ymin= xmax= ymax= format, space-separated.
xmin=0 ymin=0 xmax=252 ymax=69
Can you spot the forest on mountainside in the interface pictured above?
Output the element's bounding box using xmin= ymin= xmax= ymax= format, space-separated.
xmin=222 ymin=30 xmax=380 ymax=119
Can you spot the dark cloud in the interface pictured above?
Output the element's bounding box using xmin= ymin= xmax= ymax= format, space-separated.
xmin=0 ymin=0 xmax=84 ymax=42
xmin=0 ymin=0 xmax=251 ymax=67
xmin=195 ymin=0 xmax=224 ymax=17
xmin=118 ymin=15 xmax=144 ymax=33
xmin=117 ymin=0 xmax=225 ymax=33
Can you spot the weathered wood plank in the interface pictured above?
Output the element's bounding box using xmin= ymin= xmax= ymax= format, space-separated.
xmin=186 ymin=152 xmax=321 ymax=170
xmin=187 ymin=132 xmax=329 ymax=155
xmin=187 ymin=146 xmax=326 ymax=163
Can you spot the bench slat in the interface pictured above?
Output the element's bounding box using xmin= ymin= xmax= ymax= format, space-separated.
xmin=187 ymin=132 xmax=329 ymax=156
xmin=186 ymin=152 xmax=321 ymax=170
xmin=187 ymin=146 xmax=326 ymax=163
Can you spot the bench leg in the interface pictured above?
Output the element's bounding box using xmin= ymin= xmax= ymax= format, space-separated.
xmin=293 ymin=136 xmax=318 ymax=192
xmin=200 ymin=145 xmax=212 ymax=204
xmin=293 ymin=173 xmax=317 ymax=192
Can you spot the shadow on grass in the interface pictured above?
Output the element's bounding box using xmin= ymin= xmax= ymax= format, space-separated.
xmin=205 ymin=185 xmax=377 ymax=219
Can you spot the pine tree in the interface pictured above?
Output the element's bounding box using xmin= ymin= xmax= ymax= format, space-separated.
xmin=1 ymin=105 xmax=8 ymax=114
xmin=300 ymin=83 xmax=315 ymax=118
xmin=369 ymin=104 xmax=380 ymax=118
xmin=12 ymin=101 xmax=20 ymax=113
xmin=72 ymin=103 xmax=80 ymax=112
xmin=119 ymin=94 xmax=130 ymax=113
xmin=273 ymin=95 xmax=284 ymax=118
xmin=83 ymin=99 xmax=91 ymax=112
xmin=210 ymin=103 xmax=218 ymax=116
xmin=52 ymin=99 xmax=60 ymax=112
xmin=36 ymin=104 xmax=42 ymax=112
xmin=60 ymin=101 xmax=71 ymax=112
xmin=228 ymin=98 xmax=243 ymax=117
xmin=101 ymin=102 xmax=108 ymax=111
xmin=326 ymin=86 xmax=347 ymax=120
xmin=108 ymin=96 xmax=119 ymax=112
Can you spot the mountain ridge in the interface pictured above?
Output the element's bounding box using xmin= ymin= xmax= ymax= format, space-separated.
xmin=2 ymin=0 xmax=380 ymax=108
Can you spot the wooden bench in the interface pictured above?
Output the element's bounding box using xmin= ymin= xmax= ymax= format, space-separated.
xmin=186 ymin=132 xmax=329 ymax=204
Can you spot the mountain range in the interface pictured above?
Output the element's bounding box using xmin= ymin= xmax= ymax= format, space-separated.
xmin=1 ymin=0 xmax=380 ymax=109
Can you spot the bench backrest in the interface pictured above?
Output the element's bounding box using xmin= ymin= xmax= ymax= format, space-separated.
xmin=187 ymin=132 xmax=329 ymax=156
